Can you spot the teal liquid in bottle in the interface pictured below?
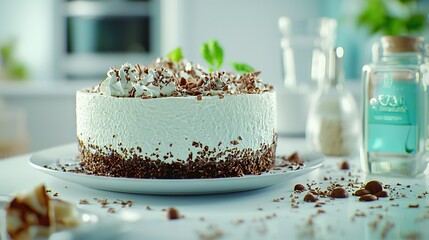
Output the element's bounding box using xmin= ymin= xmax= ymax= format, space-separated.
xmin=361 ymin=36 xmax=428 ymax=176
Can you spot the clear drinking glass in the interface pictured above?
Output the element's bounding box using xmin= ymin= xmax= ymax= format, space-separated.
xmin=278 ymin=17 xmax=337 ymax=91
xmin=277 ymin=17 xmax=337 ymax=136
xmin=0 ymin=109 xmax=28 ymax=159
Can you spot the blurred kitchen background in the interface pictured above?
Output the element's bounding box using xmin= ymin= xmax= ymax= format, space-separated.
xmin=0 ymin=0 xmax=428 ymax=158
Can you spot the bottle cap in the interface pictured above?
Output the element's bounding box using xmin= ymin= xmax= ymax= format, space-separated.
xmin=380 ymin=36 xmax=424 ymax=53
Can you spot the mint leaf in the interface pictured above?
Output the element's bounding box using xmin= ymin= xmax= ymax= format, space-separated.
xmin=208 ymin=40 xmax=223 ymax=69
xmin=200 ymin=40 xmax=224 ymax=71
xmin=167 ymin=47 xmax=183 ymax=62
xmin=200 ymin=43 xmax=214 ymax=66
xmin=230 ymin=62 xmax=254 ymax=74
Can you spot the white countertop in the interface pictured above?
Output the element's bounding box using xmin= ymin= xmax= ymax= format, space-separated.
xmin=0 ymin=137 xmax=428 ymax=240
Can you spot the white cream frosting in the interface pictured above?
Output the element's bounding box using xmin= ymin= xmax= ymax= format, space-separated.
xmin=76 ymin=90 xmax=277 ymax=163
xmin=99 ymin=63 xmax=176 ymax=98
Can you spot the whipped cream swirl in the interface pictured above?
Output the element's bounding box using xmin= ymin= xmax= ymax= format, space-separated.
xmin=96 ymin=59 xmax=273 ymax=98
xmin=99 ymin=63 xmax=176 ymax=98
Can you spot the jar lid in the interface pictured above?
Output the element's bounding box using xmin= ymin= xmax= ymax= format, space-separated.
xmin=381 ymin=36 xmax=424 ymax=53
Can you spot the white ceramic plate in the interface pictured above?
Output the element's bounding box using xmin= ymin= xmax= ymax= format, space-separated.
xmin=29 ymin=144 xmax=324 ymax=195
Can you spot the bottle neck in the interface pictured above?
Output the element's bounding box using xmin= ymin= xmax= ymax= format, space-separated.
xmin=320 ymin=47 xmax=345 ymax=92
xmin=380 ymin=52 xmax=422 ymax=65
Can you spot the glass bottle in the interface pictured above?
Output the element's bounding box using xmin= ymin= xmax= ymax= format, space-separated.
xmin=306 ymin=47 xmax=359 ymax=156
xmin=361 ymin=36 xmax=427 ymax=176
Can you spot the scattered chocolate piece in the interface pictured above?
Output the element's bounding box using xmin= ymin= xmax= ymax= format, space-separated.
xmin=96 ymin=198 xmax=109 ymax=207
xmin=309 ymin=190 xmax=319 ymax=196
xmin=375 ymin=190 xmax=389 ymax=198
xmin=167 ymin=207 xmax=181 ymax=220
xmin=339 ymin=161 xmax=350 ymax=170
xmin=355 ymin=189 xmax=370 ymax=196
xmin=303 ymin=193 xmax=318 ymax=202
xmin=359 ymin=194 xmax=378 ymax=202
xmin=408 ymin=204 xmax=419 ymax=208
xmin=330 ymin=187 xmax=348 ymax=198
xmin=286 ymin=152 xmax=303 ymax=164
xmin=355 ymin=211 xmax=366 ymax=217
xmin=317 ymin=209 xmax=326 ymax=214
xmin=314 ymin=203 xmax=324 ymax=208
xmin=365 ymin=180 xmax=383 ymax=194
xmin=107 ymin=207 xmax=116 ymax=213
xmin=294 ymin=184 xmax=306 ymax=192
xmin=79 ymin=199 xmax=89 ymax=204
xmin=369 ymin=205 xmax=382 ymax=209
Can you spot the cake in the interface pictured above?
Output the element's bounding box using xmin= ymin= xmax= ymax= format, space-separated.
xmin=5 ymin=184 xmax=79 ymax=240
xmin=76 ymin=59 xmax=277 ymax=179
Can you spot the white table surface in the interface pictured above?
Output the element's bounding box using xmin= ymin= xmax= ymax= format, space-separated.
xmin=0 ymin=137 xmax=428 ymax=240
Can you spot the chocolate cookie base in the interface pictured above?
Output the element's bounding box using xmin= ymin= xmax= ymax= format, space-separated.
xmin=77 ymin=138 xmax=277 ymax=179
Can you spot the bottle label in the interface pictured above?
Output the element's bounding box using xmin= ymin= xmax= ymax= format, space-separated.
xmin=368 ymin=79 xmax=418 ymax=154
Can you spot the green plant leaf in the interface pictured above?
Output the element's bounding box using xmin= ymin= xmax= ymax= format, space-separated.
xmin=200 ymin=43 xmax=214 ymax=66
xmin=384 ymin=17 xmax=407 ymax=35
xmin=398 ymin=0 xmax=417 ymax=5
xmin=406 ymin=13 xmax=426 ymax=33
xmin=357 ymin=0 xmax=426 ymax=36
xmin=208 ymin=40 xmax=223 ymax=69
xmin=230 ymin=62 xmax=254 ymax=74
xmin=166 ymin=47 xmax=183 ymax=62
xmin=200 ymin=40 xmax=224 ymax=71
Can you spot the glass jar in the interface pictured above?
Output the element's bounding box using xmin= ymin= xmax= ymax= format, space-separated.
xmin=361 ymin=36 xmax=427 ymax=176
xmin=306 ymin=47 xmax=359 ymax=156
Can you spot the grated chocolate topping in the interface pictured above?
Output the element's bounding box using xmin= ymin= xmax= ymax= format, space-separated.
xmin=93 ymin=59 xmax=273 ymax=99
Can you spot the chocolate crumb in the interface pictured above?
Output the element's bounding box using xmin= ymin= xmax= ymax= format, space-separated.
xmin=96 ymin=198 xmax=109 ymax=207
xmin=330 ymin=187 xmax=348 ymax=198
xmin=303 ymin=193 xmax=318 ymax=203
xmin=167 ymin=207 xmax=181 ymax=220
xmin=317 ymin=209 xmax=326 ymax=214
xmin=286 ymin=152 xmax=303 ymax=164
xmin=294 ymin=184 xmax=306 ymax=192
xmin=365 ymin=180 xmax=383 ymax=194
xmin=79 ymin=199 xmax=90 ymax=204
xmin=369 ymin=205 xmax=383 ymax=209
xmin=355 ymin=211 xmax=366 ymax=217
xmin=375 ymin=190 xmax=389 ymax=198
xmin=339 ymin=161 xmax=350 ymax=170
xmin=408 ymin=204 xmax=419 ymax=208
xmin=53 ymin=192 xmax=59 ymax=197
xmin=354 ymin=189 xmax=371 ymax=196
xmin=107 ymin=207 xmax=116 ymax=213
xmin=359 ymin=194 xmax=378 ymax=202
